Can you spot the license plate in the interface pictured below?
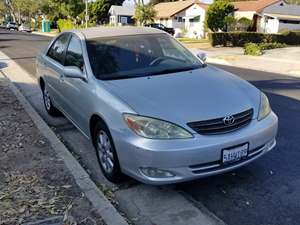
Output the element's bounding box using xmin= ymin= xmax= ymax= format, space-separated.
xmin=222 ymin=144 xmax=248 ymax=164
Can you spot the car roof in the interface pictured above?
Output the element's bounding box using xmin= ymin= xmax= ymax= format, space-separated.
xmin=73 ymin=26 xmax=165 ymax=40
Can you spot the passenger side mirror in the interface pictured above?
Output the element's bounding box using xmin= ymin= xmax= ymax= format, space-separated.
xmin=64 ymin=66 xmax=87 ymax=81
xmin=196 ymin=52 xmax=207 ymax=63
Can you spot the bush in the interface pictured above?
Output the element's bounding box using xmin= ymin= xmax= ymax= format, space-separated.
xmin=236 ymin=17 xmax=252 ymax=31
xmin=259 ymin=42 xmax=287 ymax=50
xmin=244 ymin=43 xmax=262 ymax=56
xmin=209 ymin=31 xmax=300 ymax=47
xmin=57 ymin=19 xmax=74 ymax=32
xmin=57 ymin=19 xmax=96 ymax=32
xmin=244 ymin=42 xmax=288 ymax=56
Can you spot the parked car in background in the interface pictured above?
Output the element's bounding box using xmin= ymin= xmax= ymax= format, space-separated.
xmin=36 ymin=27 xmax=278 ymax=185
xmin=19 ymin=24 xmax=32 ymax=33
xmin=6 ymin=22 xmax=18 ymax=30
xmin=145 ymin=23 xmax=175 ymax=36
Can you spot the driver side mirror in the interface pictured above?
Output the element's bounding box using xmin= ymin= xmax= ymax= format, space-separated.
xmin=63 ymin=66 xmax=87 ymax=82
xmin=196 ymin=52 xmax=207 ymax=63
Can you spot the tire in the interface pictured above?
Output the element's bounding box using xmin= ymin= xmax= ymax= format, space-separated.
xmin=42 ymin=85 xmax=61 ymax=116
xmin=93 ymin=120 xmax=123 ymax=183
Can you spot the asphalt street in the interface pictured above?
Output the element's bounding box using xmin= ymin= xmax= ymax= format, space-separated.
xmin=0 ymin=29 xmax=299 ymax=225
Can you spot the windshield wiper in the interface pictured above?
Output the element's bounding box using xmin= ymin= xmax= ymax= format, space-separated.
xmin=149 ymin=66 xmax=201 ymax=76
xmin=100 ymin=75 xmax=137 ymax=80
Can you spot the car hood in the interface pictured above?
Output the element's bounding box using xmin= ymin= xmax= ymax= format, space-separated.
xmin=102 ymin=66 xmax=261 ymax=128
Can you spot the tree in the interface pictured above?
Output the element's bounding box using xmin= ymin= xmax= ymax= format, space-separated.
xmin=134 ymin=3 xmax=156 ymax=25
xmin=6 ymin=0 xmax=44 ymax=23
xmin=89 ymin=0 xmax=123 ymax=24
xmin=205 ymin=0 xmax=234 ymax=32
xmin=224 ymin=15 xmax=236 ymax=31
xmin=40 ymin=0 xmax=84 ymax=23
xmin=0 ymin=1 xmax=8 ymax=20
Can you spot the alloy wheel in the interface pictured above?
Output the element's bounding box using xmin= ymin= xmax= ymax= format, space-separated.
xmin=97 ymin=130 xmax=115 ymax=174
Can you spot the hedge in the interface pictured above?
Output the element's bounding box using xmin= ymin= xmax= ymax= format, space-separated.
xmin=209 ymin=31 xmax=300 ymax=47
xmin=244 ymin=42 xmax=287 ymax=56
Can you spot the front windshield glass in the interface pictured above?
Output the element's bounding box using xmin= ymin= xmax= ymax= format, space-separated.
xmin=86 ymin=34 xmax=203 ymax=80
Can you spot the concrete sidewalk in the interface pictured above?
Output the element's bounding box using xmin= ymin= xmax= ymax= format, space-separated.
xmin=0 ymin=76 xmax=105 ymax=224
xmin=32 ymin=31 xmax=57 ymax=37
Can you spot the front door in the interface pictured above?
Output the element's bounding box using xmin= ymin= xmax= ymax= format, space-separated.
xmin=62 ymin=34 xmax=91 ymax=134
xmin=44 ymin=33 xmax=71 ymax=108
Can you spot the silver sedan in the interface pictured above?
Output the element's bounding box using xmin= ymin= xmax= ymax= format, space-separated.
xmin=36 ymin=27 xmax=278 ymax=184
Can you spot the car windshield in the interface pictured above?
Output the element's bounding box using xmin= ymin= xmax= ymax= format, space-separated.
xmin=86 ymin=34 xmax=203 ymax=80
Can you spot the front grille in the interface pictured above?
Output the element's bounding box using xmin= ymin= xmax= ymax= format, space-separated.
xmin=187 ymin=108 xmax=254 ymax=135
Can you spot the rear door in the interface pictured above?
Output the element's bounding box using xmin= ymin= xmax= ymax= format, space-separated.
xmin=43 ymin=33 xmax=71 ymax=109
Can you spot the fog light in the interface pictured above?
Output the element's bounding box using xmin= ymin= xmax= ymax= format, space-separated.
xmin=266 ymin=139 xmax=276 ymax=151
xmin=140 ymin=167 xmax=175 ymax=178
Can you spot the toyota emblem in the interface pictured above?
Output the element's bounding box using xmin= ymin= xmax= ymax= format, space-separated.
xmin=223 ymin=115 xmax=235 ymax=125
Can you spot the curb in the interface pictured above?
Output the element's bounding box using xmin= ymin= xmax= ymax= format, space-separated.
xmin=0 ymin=74 xmax=129 ymax=225
xmin=207 ymin=57 xmax=231 ymax=66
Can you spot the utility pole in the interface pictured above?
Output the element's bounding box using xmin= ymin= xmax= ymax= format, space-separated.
xmin=85 ymin=0 xmax=88 ymax=28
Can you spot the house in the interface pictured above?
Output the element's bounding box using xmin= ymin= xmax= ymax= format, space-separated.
xmin=154 ymin=0 xmax=209 ymax=38
xmin=232 ymin=0 xmax=280 ymax=20
xmin=232 ymin=0 xmax=281 ymax=31
xmin=108 ymin=5 xmax=135 ymax=26
xmin=153 ymin=0 xmax=298 ymax=37
xmin=259 ymin=2 xmax=300 ymax=33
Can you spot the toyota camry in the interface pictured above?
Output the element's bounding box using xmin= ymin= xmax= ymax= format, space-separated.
xmin=36 ymin=27 xmax=278 ymax=184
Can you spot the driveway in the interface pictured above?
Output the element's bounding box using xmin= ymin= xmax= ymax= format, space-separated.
xmin=194 ymin=47 xmax=300 ymax=77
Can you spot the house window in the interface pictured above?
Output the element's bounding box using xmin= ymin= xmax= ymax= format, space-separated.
xmin=189 ymin=16 xmax=200 ymax=23
xmin=177 ymin=17 xmax=183 ymax=22
xmin=279 ymin=19 xmax=300 ymax=24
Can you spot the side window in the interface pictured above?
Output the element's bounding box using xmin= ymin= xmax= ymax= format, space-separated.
xmin=65 ymin=36 xmax=84 ymax=70
xmin=47 ymin=34 xmax=70 ymax=65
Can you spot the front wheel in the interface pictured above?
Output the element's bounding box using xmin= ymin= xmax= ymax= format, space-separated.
xmin=42 ymin=86 xmax=61 ymax=116
xmin=93 ymin=121 xmax=123 ymax=183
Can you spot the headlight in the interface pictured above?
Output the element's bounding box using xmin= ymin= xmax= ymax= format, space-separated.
xmin=258 ymin=92 xmax=271 ymax=121
xmin=123 ymin=114 xmax=193 ymax=139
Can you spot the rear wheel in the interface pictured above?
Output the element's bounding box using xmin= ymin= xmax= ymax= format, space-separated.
xmin=93 ymin=121 xmax=123 ymax=183
xmin=42 ymin=85 xmax=61 ymax=116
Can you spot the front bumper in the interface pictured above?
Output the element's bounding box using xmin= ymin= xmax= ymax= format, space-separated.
xmin=113 ymin=112 xmax=278 ymax=185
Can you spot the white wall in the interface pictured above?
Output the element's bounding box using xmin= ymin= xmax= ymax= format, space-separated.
xmin=173 ymin=10 xmax=185 ymax=29
xmin=184 ymin=4 xmax=206 ymax=38
xmin=264 ymin=18 xmax=279 ymax=33
xmin=110 ymin=16 xmax=117 ymax=26
xmin=234 ymin=11 xmax=256 ymax=20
